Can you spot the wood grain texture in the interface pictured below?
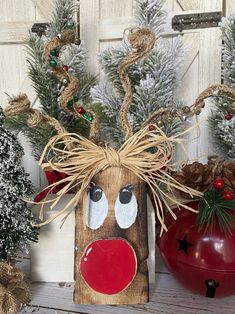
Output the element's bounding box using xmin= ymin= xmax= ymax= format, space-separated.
xmin=80 ymin=0 xmax=99 ymax=73
xmin=0 ymin=0 xmax=36 ymax=22
xmin=33 ymin=0 xmax=55 ymax=19
xmin=74 ymin=167 xmax=149 ymax=304
xmin=19 ymin=251 xmax=235 ymax=314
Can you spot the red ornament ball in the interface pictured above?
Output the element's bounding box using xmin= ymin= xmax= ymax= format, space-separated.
xmin=63 ymin=64 xmax=69 ymax=71
xmin=225 ymin=112 xmax=233 ymax=121
xmin=149 ymin=124 xmax=156 ymax=131
xmin=76 ymin=106 xmax=86 ymax=114
xmin=80 ymin=239 xmax=137 ymax=295
xmin=157 ymin=201 xmax=235 ymax=297
xmin=222 ymin=189 xmax=234 ymax=201
xmin=213 ymin=178 xmax=225 ymax=190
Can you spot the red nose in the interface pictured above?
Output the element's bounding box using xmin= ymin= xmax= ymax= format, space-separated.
xmin=80 ymin=238 xmax=137 ymax=295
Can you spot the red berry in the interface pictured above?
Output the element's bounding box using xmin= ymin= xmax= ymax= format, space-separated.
xmin=149 ymin=124 xmax=156 ymax=131
xmin=63 ymin=64 xmax=69 ymax=71
xmin=55 ymin=50 xmax=60 ymax=57
xmin=222 ymin=190 xmax=234 ymax=201
xmin=213 ymin=178 xmax=225 ymax=190
xmin=225 ymin=112 xmax=233 ymax=120
xmin=76 ymin=106 xmax=86 ymax=114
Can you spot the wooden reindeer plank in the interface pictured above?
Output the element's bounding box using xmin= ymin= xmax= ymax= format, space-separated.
xmin=74 ymin=167 xmax=149 ymax=304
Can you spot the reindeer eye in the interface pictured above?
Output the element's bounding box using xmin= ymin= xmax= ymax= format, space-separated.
xmin=86 ymin=183 xmax=108 ymax=230
xmin=115 ymin=185 xmax=137 ymax=229
xmin=90 ymin=185 xmax=103 ymax=202
xmin=119 ymin=186 xmax=133 ymax=204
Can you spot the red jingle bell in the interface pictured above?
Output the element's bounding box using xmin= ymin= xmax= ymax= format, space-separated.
xmin=225 ymin=112 xmax=233 ymax=120
xmin=63 ymin=64 xmax=69 ymax=71
xmin=76 ymin=106 xmax=86 ymax=114
xmin=157 ymin=201 xmax=235 ymax=298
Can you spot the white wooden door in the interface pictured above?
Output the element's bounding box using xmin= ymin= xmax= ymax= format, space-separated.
xmin=0 ymin=0 xmax=54 ymax=187
xmin=165 ymin=0 xmax=223 ymax=163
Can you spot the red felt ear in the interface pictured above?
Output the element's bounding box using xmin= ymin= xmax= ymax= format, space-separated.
xmin=80 ymin=238 xmax=137 ymax=295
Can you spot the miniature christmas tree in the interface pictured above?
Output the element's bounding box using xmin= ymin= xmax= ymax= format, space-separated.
xmin=6 ymin=0 xmax=96 ymax=160
xmin=0 ymin=107 xmax=38 ymax=261
xmin=91 ymin=0 xmax=185 ymax=145
xmin=209 ymin=14 xmax=235 ymax=159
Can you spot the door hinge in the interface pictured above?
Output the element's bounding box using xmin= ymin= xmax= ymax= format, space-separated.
xmin=31 ymin=23 xmax=49 ymax=37
xmin=172 ymin=11 xmax=222 ymax=32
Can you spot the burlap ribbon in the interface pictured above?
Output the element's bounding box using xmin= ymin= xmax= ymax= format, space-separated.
xmin=0 ymin=261 xmax=29 ymax=314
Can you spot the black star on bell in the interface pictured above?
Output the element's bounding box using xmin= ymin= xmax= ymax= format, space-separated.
xmin=177 ymin=235 xmax=193 ymax=254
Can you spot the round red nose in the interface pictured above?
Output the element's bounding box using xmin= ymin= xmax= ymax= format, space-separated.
xmin=80 ymin=238 xmax=137 ymax=295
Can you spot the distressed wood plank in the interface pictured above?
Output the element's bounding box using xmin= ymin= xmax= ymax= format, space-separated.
xmin=74 ymin=167 xmax=149 ymax=304
xmin=33 ymin=0 xmax=55 ymax=20
xmin=80 ymin=0 xmax=99 ymax=72
xmin=21 ymin=307 xmax=83 ymax=314
xmin=180 ymin=32 xmax=200 ymax=78
xmin=99 ymin=17 xmax=133 ymax=40
xmin=176 ymin=0 xmax=200 ymax=11
xmin=0 ymin=0 xmax=36 ymax=22
xmin=18 ymin=257 xmax=235 ymax=314
xmin=100 ymin=0 xmax=133 ymax=19
xmin=0 ymin=21 xmax=46 ymax=44
xmin=22 ymin=275 xmax=235 ymax=314
xmin=226 ymin=0 xmax=235 ymax=15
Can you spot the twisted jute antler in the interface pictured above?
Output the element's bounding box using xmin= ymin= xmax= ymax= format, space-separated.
xmin=4 ymin=94 xmax=77 ymax=153
xmin=34 ymin=125 xmax=202 ymax=233
xmin=142 ymin=84 xmax=235 ymax=126
xmin=45 ymin=29 xmax=79 ymax=112
xmin=119 ymin=28 xmax=156 ymax=140
xmin=45 ymin=29 xmax=100 ymax=140
xmin=0 ymin=261 xmax=30 ymax=314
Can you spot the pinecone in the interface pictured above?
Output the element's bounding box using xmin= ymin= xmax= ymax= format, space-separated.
xmin=173 ymin=162 xmax=213 ymax=199
xmin=221 ymin=161 xmax=235 ymax=189
xmin=208 ymin=157 xmax=235 ymax=190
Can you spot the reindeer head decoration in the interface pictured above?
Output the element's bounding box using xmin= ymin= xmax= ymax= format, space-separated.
xmin=5 ymin=26 xmax=235 ymax=304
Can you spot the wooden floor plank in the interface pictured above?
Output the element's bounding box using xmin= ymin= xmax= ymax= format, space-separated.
xmin=19 ymin=251 xmax=235 ymax=314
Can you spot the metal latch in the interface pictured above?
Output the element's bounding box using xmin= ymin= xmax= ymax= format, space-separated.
xmin=31 ymin=23 xmax=49 ymax=37
xmin=172 ymin=11 xmax=222 ymax=32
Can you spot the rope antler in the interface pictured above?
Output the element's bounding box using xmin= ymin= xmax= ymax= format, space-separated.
xmin=119 ymin=28 xmax=156 ymax=140
xmin=4 ymin=94 xmax=67 ymax=134
xmin=4 ymin=93 xmax=81 ymax=156
xmin=141 ymin=83 xmax=235 ymax=126
xmin=45 ymin=29 xmax=100 ymax=141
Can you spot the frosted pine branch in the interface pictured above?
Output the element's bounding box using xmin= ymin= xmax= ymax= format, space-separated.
xmin=91 ymin=0 xmax=185 ymax=145
xmin=135 ymin=0 xmax=166 ymax=37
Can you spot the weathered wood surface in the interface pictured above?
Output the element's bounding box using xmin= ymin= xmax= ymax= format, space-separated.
xmin=74 ymin=167 xmax=149 ymax=304
xmin=19 ymin=248 xmax=235 ymax=314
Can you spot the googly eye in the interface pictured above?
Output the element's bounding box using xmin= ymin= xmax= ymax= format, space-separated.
xmin=86 ymin=183 xmax=108 ymax=230
xmin=115 ymin=185 xmax=137 ymax=229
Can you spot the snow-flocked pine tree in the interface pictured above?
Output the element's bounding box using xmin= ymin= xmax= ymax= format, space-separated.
xmin=209 ymin=14 xmax=235 ymax=159
xmin=0 ymin=108 xmax=38 ymax=261
xmin=91 ymin=0 xmax=185 ymax=146
xmin=6 ymin=0 xmax=95 ymax=160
